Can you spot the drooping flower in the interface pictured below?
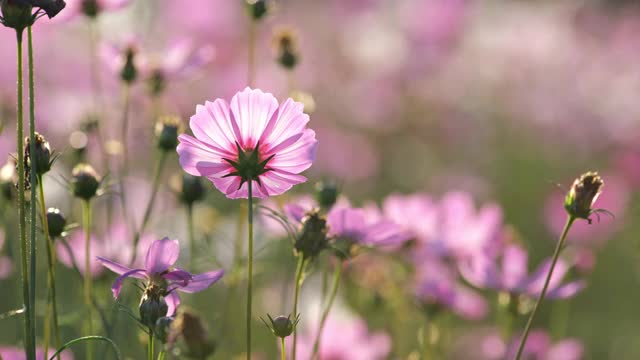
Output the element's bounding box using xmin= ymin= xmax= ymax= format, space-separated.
xmin=0 ymin=0 xmax=66 ymax=30
xmin=459 ymin=243 xmax=585 ymax=300
xmin=97 ymin=237 xmax=224 ymax=315
xmin=177 ymin=87 xmax=317 ymax=199
xmin=289 ymin=315 xmax=391 ymax=360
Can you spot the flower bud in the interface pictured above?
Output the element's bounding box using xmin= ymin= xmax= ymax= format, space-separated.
xmin=173 ymin=173 xmax=206 ymax=206
xmin=139 ymin=291 xmax=168 ymax=329
xmin=262 ymin=314 xmax=298 ymax=339
xmin=564 ymin=171 xmax=604 ymax=221
xmin=46 ymin=207 xmax=66 ymax=238
xmin=147 ymin=69 xmax=166 ymax=97
xmin=120 ymin=45 xmax=137 ymax=84
xmin=169 ymin=309 xmax=216 ymax=358
xmin=273 ymin=27 xmax=299 ymax=70
xmin=155 ymin=116 xmax=182 ymax=152
xmin=24 ymin=132 xmax=52 ymax=176
xmin=71 ymin=163 xmax=100 ymax=200
xmin=295 ymin=210 xmax=329 ymax=260
xmin=81 ymin=0 xmax=98 ymax=17
xmin=314 ymin=181 xmax=339 ymax=210
xmin=155 ymin=316 xmax=174 ymax=344
xmin=245 ymin=0 xmax=270 ymax=21
xmin=1 ymin=0 xmax=33 ymax=31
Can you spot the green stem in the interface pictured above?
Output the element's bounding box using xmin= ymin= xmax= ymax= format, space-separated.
xmin=247 ymin=20 xmax=256 ymax=87
xmin=246 ymin=179 xmax=254 ymax=360
xmin=291 ymin=255 xmax=305 ymax=360
xmin=157 ymin=350 xmax=165 ymax=360
xmin=38 ymin=175 xmax=61 ymax=360
xmin=118 ymin=83 xmax=134 ymax=235
xmin=281 ymin=337 xmax=286 ymax=360
xmin=187 ymin=204 xmax=195 ymax=269
xmin=148 ymin=331 xmax=154 ymax=360
xmin=83 ymin=199 xmax=94 ymax=360
xmin=131 ymin=152 xmax=167 ymax=265
xmin=514 ymin=216 xmax=575 ymax=360
xmin=48 ymin=336 xmax=122 ymax=360
xmin=310 ymin=263 xmax=342 ymax=360
xmin=15 ymin=28 xmax=33 ymax=360
xmin=27 ymin=26 xmax=38 ymax=360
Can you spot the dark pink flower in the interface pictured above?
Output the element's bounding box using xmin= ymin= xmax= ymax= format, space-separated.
xmin=97 ymin=237 xmax=224 ymax=315
xmin=177 ymin=87 xmax=317 ymax=199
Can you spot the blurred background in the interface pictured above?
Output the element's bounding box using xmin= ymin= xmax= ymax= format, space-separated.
xmin=1 ymin=0 xmax=640 ymax=359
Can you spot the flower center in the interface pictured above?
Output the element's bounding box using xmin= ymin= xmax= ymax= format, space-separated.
xmin=222 ymin=141 xmax=275 ymax=190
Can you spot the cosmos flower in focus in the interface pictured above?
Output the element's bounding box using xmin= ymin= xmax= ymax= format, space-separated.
xmin=97 ymin=237 xmax=224 ymax=316
xmin=289 ymin=315 xmax=391 ymax=360
xmin=459 ymin=243 xmax=585 ymax=300
xmin=177 ymin=87 xmax=317 ymax=199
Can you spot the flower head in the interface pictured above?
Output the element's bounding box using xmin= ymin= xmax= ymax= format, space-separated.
xmin=97 ymin=237 xmax=224 ymax=316
xmin=177 ymin=87 xmax=317 ymax=199
xmin=71 ymin=163 xmax=100 ymax=200
xmin=46 ymin=207 xmax=66 ymax=238
xmin=1 ymin=0 xmax=65 ymax=30
xmin=262 ymin=313 xmax=299 ymax=339
xmin=564 ymin=171 xmax=605 ymax=222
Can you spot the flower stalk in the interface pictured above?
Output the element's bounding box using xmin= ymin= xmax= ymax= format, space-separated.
xmin=291 ymin=255 xmax=306 ymax=360
xmin=514 ymin=216 xmax=575 ymax=360
xmin=246 ymin=178 xmax=254 ymax=360
xmin=27 ymin=27 xmax=38 ymax=360
xmin=310 ymin=263 xmax=342 ymax=360
xmin=83 ymin=198 xmax=94 ymax=360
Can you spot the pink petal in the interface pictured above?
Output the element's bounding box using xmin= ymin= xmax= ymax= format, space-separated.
xmin=96 ymin=256 xmax=139 ymax=277
xmin=229 ymin=87 xmax=279 ymax=148
xmin=178 ymin=269 xmax=224 ymax=293
xmin=547 ymin=339 xmax=584 ymax=360
xmin=501 ymin=245 xmax=529 ymax=289
xmin=165 ymin=291 xmax=181 ymax=316
xmin=194 ymin=100 xmax=237 ymax=152
xmin=145 ymin=238 xmax=180 ymax=274
xmin=260 ymin=98 xmax=309 ymax=150
xmin=177 ymin=134 xmax=233 ymax=177
xmin=112 ymin=269 xmax=147 ymax=299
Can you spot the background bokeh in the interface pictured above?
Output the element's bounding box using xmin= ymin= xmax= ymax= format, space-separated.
xmin=1 ymin=0 xmax=640 ymax=359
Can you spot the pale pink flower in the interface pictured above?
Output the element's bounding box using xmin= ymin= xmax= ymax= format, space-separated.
xmin=0 ymin=346 xmax=73 ymax=360
xmin=177 ymin=87 xmax=317 ymax=199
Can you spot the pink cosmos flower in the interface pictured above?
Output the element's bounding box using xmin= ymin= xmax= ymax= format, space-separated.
xmin=177 ymin=87 xmax=317 ymax=199
xmin=97 ymin=237 xmax=224 ymax=316
xmin=0 ymin=346 xmax=74 ymax=360
xmin=459 ymin=243 xmax=585 ymax=300
xmin=56 ymin=222 xmax=153 ymax=278
xmin=414 ymin=256 xmax=488 ymax=320
xmin=289 ymin=316 xmax=391 ymax=360
xmin=484 ymin=330 xmax=584 ymax=360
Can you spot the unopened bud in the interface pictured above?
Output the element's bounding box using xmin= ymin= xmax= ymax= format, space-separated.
xmin=273 ymin=27 xmax=299 ymax=70
xmin=314 ymin=181 xmax=338 ymax=210
xmin=120 ymin=45 xmax=137 ymax=83
xmin=155 ymin=116 xmax=182 ymax=152
xmin=71 ymin=163 xmax=100 ymax=200
xmin=140 ymin=292 xmax=168 ymax=329
xmin=46 ymin=208 xmax=66 ymax=238
xmin=564 ymin=171 xmax=604 ymax=222
xmin=173 ymin=173 xmax=206 ymax=205
xmin=262 ymin=313 xmax=298 ymax=339
xmin=245 ymin=0 xmax=270 ymax=21
xmin=24 ymin=132 xmax=52 ymax=176
xmin=295 ymin=210 xmax=328 ymax=260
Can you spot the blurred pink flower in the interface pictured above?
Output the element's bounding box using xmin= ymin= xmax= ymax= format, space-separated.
xmin=485 ymin=330 xmax=584 ymax=360
xmin=414 ymin=256 xmax=488 ymax=320
xmin=289 ymin=316 xmax=391 ymax=360
xmin=0 ymin=346 xmax=73 ymax=360
xmin=459 ymin=243 xmax=585 ymax=300
xmin=177 ymin=87 xmax=317 ymax=199
xmin=56 ymin=222 xmax=153 ymax=278
xmin=543 ymin=173 xmax=629 ymax=246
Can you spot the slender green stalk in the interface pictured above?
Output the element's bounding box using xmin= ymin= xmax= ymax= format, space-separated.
xmin=148 ymin=331 xmax=154 ymax=360
xmin=131 ymin=152 xmax=167 ymax=264
xmin=310 ymin=264 xmax=342 ymax=360
xmin=38 ymin=176 xmax=61 ymax=360
xmin=514 ymin=216 xmax=575 ymax=360
xmin=246 ymin=179 xmax=254 ymax=360
xmin=48 ymin=336 xmax=122 ymax=360
xmin=281 ymin=337 xmax=286 ymax=360
xmin=291 ymin=255 xmax=305 ymax=360
xmin=247 ymin=21 xmax=256 ymax=87
xmin=157 ymin=350 xmax=165 ymax=360
xmin=187 ymin=204 xmax=195 ymax=269
xmin=27 ymin=26 xmax=38 ymax=360
xmin=83 ymin=199 xmax=94 ymax=360
xmin=15 ymin=28 xmax=33 ymax=360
